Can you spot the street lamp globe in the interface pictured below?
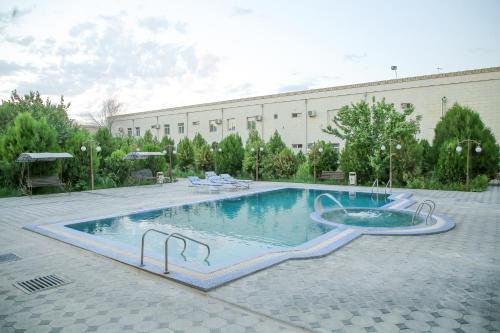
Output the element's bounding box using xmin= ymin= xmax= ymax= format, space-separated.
xmin=162 ymin=150 xmax=167 ymax=155
xmin=251 ymin=148 xmax=255 ymax=152
xmin=396 ymin=144 xmax=402 ymax=150
xmin=136 ymin=148 xmax=140 ymax=152
xmin=380 ymin=144 xmax=386 ymax=151
xmin=259 ymin=147 xmax=264 ymax=152
xmin=456 ymin=146 xmax=462 ymax=153
xmin=218 ymin=148 xmax=222 ymax=152
xmin=96 ymin=146 xmax=102 ymax=153
xmin=475 ymin=146 xmax=482 ymax=153
xmin=318 ymin=147 xmax=324 ymax=153
xmin=172 ymin=150 xmax=176 ymax=155
xmin=80 ymin=145 xmax=87 ymax=152
xmin=210 ymin=148 xmax=214 ymax=152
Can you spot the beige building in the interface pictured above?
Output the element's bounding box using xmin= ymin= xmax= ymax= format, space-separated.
xmin=111 ymin=66 xmax=500 ymax=151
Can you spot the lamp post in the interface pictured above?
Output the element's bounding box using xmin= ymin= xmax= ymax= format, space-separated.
xmin=312 ymin=146 xmax=323 ymax=183
xmin=380 ymin=139 xmax=402 ymax=192
xmin=162 ymin=145 xmax=176 ymax=183
xmin=391 ymin=65 xmax=398 ymax=79
xmin=456 ymin=139 xmax=481 ymax=191
xmin=80 ymin=141 xmax=102 ymax=190
xmin=250 ymin=146 xmax=264 ymax=181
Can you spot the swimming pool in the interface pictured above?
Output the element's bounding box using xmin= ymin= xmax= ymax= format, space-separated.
xmin=25 ymin=185 xmax=454 ymax=290
xmin=320 ymin=208 xmax=423 ymax=228
xmin=66 ymin=188 xmax=390 ymax=271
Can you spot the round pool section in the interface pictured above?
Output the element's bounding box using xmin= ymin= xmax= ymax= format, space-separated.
xmin=320 ymin=208 xmax=423 ymax=228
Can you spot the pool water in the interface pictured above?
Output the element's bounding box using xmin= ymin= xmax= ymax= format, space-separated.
xmin=321 ymin=208 xmax=421 ymax=228
xmin=67 ymin=188 xmax=389 ymax=271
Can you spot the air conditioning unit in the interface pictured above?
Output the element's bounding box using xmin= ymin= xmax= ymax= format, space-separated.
xmin=151 ymin=124 xmax=160 ymax=129
xmin=215 ymin=119 xmax=223 ymax=125
xmin=255 ymin=115 xmax=263 ymax=122
xmin=118 ymin=128 xmax=124 ymax=133
xmin=308 ymin=111 xmax=317 ymax=117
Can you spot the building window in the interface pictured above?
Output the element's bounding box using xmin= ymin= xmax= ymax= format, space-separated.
xmin=401 ymin=102 xmax=413 ymax=110
xmin=135 ymin=127 xmax=141 ymax=136
xmin=332 ymin=143 xmax=340 ymax=152
xmin=178 ymin=123 xmax=184 ymax=134
xmin=307 ymin=143 xmax=314 ymax=149
xmin=292 ymin=144 xmax=303 ymax=149
xmin=292 ymin=112 xmax=302 ymax=118
xmin=247 ymin=117 xmax=256 ymax=130
xmin=127 ymin=128 xmax=132 ymax=136
xmin=164 ymin=124 xmax=170 ymax=136
xmin=192 ymin=121 xmax=199 ymax=126
xmin=327 ymin=109 xmax=338 ymax=123
xmin=274 ymin=114 xmax=278 ymax=119
xmin=227 ymin=118 xmax=235 ymax=131
xmin=209 ymin=120 xmax=217 ymax=132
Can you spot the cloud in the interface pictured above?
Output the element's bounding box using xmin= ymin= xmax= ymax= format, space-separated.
xmin=0 ymin=59 xmax=32 ymax=75
xmin=0 ymin=7 xmax=31 ymax=31
xmin=175 ymin=22 xmax=187 ymax=34
xmin=344 ymin=52 xmax=367 ymax=62
xmin=139 ymin=16 xmax=169 ymax=32
xmin=232 ymin=7 xmax=253 ymax=16
xmin=5 ymin=35 xmax=34 ymax=46
xmin=9 ymin=14 xmax=219 ymax=98
xmin=278 ymin=82 xmax=314 ymax=93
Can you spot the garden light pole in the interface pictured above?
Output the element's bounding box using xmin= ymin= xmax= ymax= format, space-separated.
xmin=162 ymin=145 xmax=176 ymax=183
xmin=80 ymin=141 xmax=102 ymax=190
xmin=312 ymin=147 xmax=323 ymax=183
xmin=210 ymin=147 xmax=222 ymax=173
xmin=251 ymin=146 xmax=264 ymax=181
xmin=456 ymin=139 xmax=481 ymax=191
xmin=380 ymin=139 xmax=402 ymax=193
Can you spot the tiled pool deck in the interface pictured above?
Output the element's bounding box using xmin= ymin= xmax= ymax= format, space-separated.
xmin=0 ymin=181 xmax=499 ymax=332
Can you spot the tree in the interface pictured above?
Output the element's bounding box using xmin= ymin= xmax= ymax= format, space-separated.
xmin=419 ymin=139 xmax=433 ymax=175
xmin=104 ymin=149 xmax=129 ymax=184
xmin=308 ymin=141 xmax=339 ymax=177
xmin=216 ymin=133 xmax=244 ymax=175
xmin=242 ymin=130 xmax=265 ymax=178
xmin=94 ymin=127 xmax=116 ymax=159
xmin=63 ymin=128 xmax=99 ymax=190
xmin=88 ymin=98 xmax=123 ymax=130
xmin=0 ymin=113 xmax=59 ymax=187
xmin=0 ymin=90 xmax=76 ymax=146
xmin=274 ymin=147 xmax=298 ymax=178
xmin=195 ymin=143 xmax=213 ymax=171
xmin=262 ymin=130 xmax=286 ymax=178
xmin=176 ymin=137 xmax=194 ymax=171
xmin=192 ymin=133 xmax=207 ymax=151
xmin=325 ymin=98 xmax=421 ymax=183
xmin=432 ymin=103 xmax=499 ymax=179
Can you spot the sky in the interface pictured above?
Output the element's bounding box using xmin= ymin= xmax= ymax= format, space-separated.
xmin=1 ymin=0 xmax=499 ymax=123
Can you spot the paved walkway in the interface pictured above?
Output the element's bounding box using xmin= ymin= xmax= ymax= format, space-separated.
xmin=0 ymin=182 xmax=499 ymax=332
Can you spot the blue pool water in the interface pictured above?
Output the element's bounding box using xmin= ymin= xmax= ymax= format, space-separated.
xmin=321 ymin=208 xmax=422 ymax=228
xmin=67 ymin=188 xmax=389 ymax=271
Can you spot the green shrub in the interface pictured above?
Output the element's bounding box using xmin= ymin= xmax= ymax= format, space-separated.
xmin=242 ymin=130 xmax=265 ymax=179
xmin=308 ymin=141 xmax=339 ymax=177
xmin=294 ymin=161 xmax=313 ymax=182
xmin=195 ymin=143 xmax=213 ymax=171
xmin=176 ymin=137 xmax=195 ymax=171
xmin=470 ymin=174 xmax=489 ymax=192
xmin=216 ymin=133 xmax=244 ymax=175
xmin=274 ymin=147 xmax=298 ymax=178
xmin=104 ymin=149 xmax=129 ymax=184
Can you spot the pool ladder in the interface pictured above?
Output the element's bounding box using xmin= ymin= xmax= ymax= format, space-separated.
xmin=140 ymin=229 xmax=211 ymax=274
xmin=371 ymin=179 xmax=379 ymax=195
xmin=411 ymin=200 xmax=436 ymax=225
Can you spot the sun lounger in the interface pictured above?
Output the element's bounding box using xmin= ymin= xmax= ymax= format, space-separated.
xmin=187 ymin=176 xmax=222 ymax=192
xmin=220 ymin=174 xmax=252 ymax=189
xmin=208 ymin=175 xmax=249 ymax=190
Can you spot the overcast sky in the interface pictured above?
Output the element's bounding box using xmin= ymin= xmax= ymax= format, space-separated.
xmin=1 ymin=0 xmax=499 ymax=122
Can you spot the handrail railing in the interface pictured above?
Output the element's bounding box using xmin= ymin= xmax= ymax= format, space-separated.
xmin=385 ymin=179 xmax=392 ymax=195
xmin=139 ymin=229 xmax=211 ymax=274
xmin=371 ymin=179 xmax=379 ymax=194
xmin=314 ymin=193 xmax=348 ymax=214
xmin=412 ymin=200 xmax=436 ymax=225
xmin=165 ymin=233 xmax=210 ymax=273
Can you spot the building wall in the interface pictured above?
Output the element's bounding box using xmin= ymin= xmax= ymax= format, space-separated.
xmin=111 ymin=67 xmax=500 ymax=151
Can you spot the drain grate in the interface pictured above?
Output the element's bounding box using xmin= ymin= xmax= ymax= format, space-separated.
xmin=0 ymin=253 xmax=21 ymax=264
xmin=13 ymin=274 xmax=71 ymax=294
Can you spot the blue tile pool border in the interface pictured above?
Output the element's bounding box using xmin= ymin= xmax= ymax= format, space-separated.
xmin=23 ymin=186 xmax=453 ymax=291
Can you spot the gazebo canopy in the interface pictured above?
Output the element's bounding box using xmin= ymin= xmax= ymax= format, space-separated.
xmin=123 ymin=151 xmax=165 ymax=160
xmin=16 ymin=152 xmax=74 ymax=163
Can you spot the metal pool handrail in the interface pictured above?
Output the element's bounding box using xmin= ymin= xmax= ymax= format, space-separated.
xmin=371 ymin=179 xmax=379 ymax=194
xmin=165 ymin=233 xmax=211 ymax=274
xmin=412 ymin=200 xmax=436 ymax=225
xmin=384 ymin=179 xmax=392 ymax=195
xmin=140 ymin=229 xmax=186 ymax=266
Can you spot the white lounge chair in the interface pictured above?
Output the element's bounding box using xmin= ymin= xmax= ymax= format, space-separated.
xmin=220 ymin=174 xmax=252 ymax=189
xmin=187 ymin=176 xmax=222 ymax=192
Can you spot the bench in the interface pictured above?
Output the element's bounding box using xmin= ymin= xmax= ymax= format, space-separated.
xmin=131 ymin=168 xmax=156 ymax=182
xmin=25 ymin=175 xmax=69 ymax=196
xmin=318 ymin=171 xmax=345 ymax=181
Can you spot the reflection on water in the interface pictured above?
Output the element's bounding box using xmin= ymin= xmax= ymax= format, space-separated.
xmin=67 ymin=188 xmax=389 ymax=269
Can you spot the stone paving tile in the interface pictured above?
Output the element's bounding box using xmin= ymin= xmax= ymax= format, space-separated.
xmin=0 ymin=182 xmax=499 ymax=332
